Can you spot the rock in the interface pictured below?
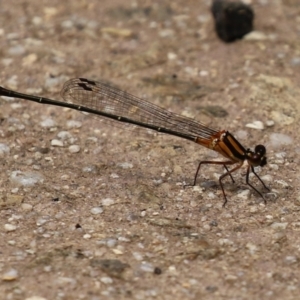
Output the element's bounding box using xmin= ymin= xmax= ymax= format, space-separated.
xmin=211 ymin=0 xmax=254 ymax=42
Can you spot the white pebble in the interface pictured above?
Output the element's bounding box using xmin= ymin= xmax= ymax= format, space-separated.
xmin=10 ymin=170 xmax=44 ymax=186
xmin=4 ymin=224 xmax=17 ymax=232
xmin=112 ymin=248 xmax=123 ymax=255
xmin=102 ymin=198 xmax=115 ymax=206
xmin=83 ymin=234 xmax=91 ymax=239
xmin=133 ymin=252 xmax=144 ymax=260
xmin=266 ymin=120 xmax=275 ymax=127
xmin=237 ymin=189 xmax=250 ymax=200
xmin=261 ymin=174 xmax=273 ymax=182
xmin=218 ymin=238 xmax=233 ymax=246
xmin=117 ymin=162 xmax=133 ymax=169
xmin=0 ymin=143 xmax=10 ymax=156
xmin=60 ymin=174 xmax=69 ymax=180
xmin=285 ymin=256 xmax=297 ymax=264
xmin=269 ymin=164 xmax=279 ymax=170
xmin=68 ymin=145 xmax=80 ymax=153
xmin=245 ymin=121 xmax=264 ymax=130
xmin=275 ymin=152 xmax=286 ymax=159
xmin=246 ymin=242 xmax=259 ymax=255
xmin=66 ymin=120 xmax=82 ymax=129
xmin=40 ymin=118 xmax=55 ymax=128
xmin=51 ymin=139 xmax=64 ymax=147
xmin=269 ymin=133 xmax=293 ymax=148
xmin=274 ymin=180 xmax=290 ymax=188
xmin=61 ymin=20 xmax=74 ymax=29
xmin=106 ymin=239 xmax=117 ymax=247
xmin=167 ymin=52 xmax=177 ymax=60
xmin=36 ymin=217 xmax=49 ymax=226
xmin=199 ymin=70 xmax=209 ymax=76
xmin=271 ymin=222 xmax=288 ymax=230
xmin=8 ymin=45 xmax=26 ymax=55
xmin=2 ymin=268 xmax=18 ymax=281
xmin=110 ymin=173 xmax=119 ymax=179
xmin=159 ymin=29 xmax=175 ymax=38
xmin=244 ymin=31 xmax=267 ymax=41
xmin=21 ymin=203 xmax=33 ymax=211
xmin=45 ymin=76 xmax=67 ymax=90
xmin=90 ymin=207 xmax=104 ymax=215
xmin=100 ymin=276 xmax=113 ymax=284
xmin=235 ymin=130 xmax=248 ymax=140
xmin=57 ymin=131 xmax=73 ymax=140
xmin=249 ymin=206 xmax=258 ymax=213
xmin=140 ymin=262 xmax=154 ymax=272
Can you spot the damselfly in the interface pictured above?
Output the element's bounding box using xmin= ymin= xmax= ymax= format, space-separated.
xmin=0 ymin=78 xmax=269 ymax=206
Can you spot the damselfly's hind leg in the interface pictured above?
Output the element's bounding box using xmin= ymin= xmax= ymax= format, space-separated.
xmin=184 ymin=160 xmax=237 ymax=206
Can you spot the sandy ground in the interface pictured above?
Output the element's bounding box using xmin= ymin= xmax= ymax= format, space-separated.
xmin=0 ymin=0 xmax=300 ymax=299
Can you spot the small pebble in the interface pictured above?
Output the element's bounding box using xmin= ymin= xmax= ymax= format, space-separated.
xmin=237 ymin=189 xmax=250 ymax=200
xmin=100 ymin=276 xmax=113 ymax=284
xmin=57 ymin=131 xmax=73 ymax=140
xmin=8 ymin=45 xmax=26 ymax=56
xmin=36 ymin=217 xmax=49 ymax=226
xmin=60 ymin=174 xmax=70 ymax=180
xmin=275 ymin=152 xmax=286 ymax=159
xmin=270 ymin=222 xmax=288 ymax=230
xmin=102 ymin=198 xmax=115 ymax=206
xmin=266 ymin=120 xmax=275 ymax=127
xmin=218 ymin=238 xmax=233 ymax=246
xmin=110 ymin=173 xmax=119 ymax=179
xmin=269 ymin=133 xmax=293 ymax=148
xmin=66 ymin=120 xmax=82 ymax=129
xmin=249 ymin=206 xmax=258 ymax=213
xmin=68 ymin=145 xmax=80 ymax=153
xmin=45 ymin=76 xmax=68 ymax=90
xmin=22 ymin=53 xmax=38 ymax=66
xmin=199 ymin=70 xmax=209 ymax=76
xmin=269 ymin=164 xmax=279 ymax=171
xmin=159 ymin=29 xmax=175 ymax=38
xmin=274 ymin=180 xmax=289 ymax=189
xmin=140 ymin=262 xmax=154 ymax=273
xmin=245 ymin=120 xmax=264 ymax=130
xmin=90 ymin=207 xmax=104 ymax=215
xmin=10 ymin=171 xmax=44 ymax=186
xmin=40 ymin=118 xmax=55 ymax=128
xmin=285 ymin=256 xmax=298 ymax=265
xmin=106 ymin=239 xmax=117 ymax=247
xmin=167 ymin=52 xmax=177 ymax=60
xmin=2 ymin=268 xmax=18 ymax=281
xmin=244 ymin=31 xmax=267 ymax=41
xmin=21 ymin=203 xmax=33 ymax=211
xmin=83 ymin=234 xmax=92 ymax=239
xmin=133 ymin=252 xmax=144 ymax=261
xmin=225 ymin=274 xmax=238 ymax=282
xmin=246 ymin=242 xmax=258 ymax=255
xmin=112 ymin=248 xmax=123 ymax=255
xmin=117 ymin=162 xmax=133 ymax=169
xmin=4 ymin=224 xmax=17 ymax=232
xmin=291 ymin=57 xmax=300 ymax=66
xmin=211 ymin=0 xmax=254 ymax=42
xmin=51 ymin=139 xmax=64 ymax=147
xmin=0 ymin=143 xmax=10 ymax=156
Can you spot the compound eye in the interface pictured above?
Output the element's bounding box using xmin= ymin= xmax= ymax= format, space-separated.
xmin=255 ymin=145 xmax=266 ymax=156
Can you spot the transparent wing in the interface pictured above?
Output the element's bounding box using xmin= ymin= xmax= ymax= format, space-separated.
xmin=61 ymin=78 xmax=219 ymax=140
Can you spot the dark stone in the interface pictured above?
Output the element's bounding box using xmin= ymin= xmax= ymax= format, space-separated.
xmin=211 ymin=0 xmax=254 ymax=42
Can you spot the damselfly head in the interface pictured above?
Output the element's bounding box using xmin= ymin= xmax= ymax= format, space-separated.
xmin=248 ymin=144 xmax=267 ymax=167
